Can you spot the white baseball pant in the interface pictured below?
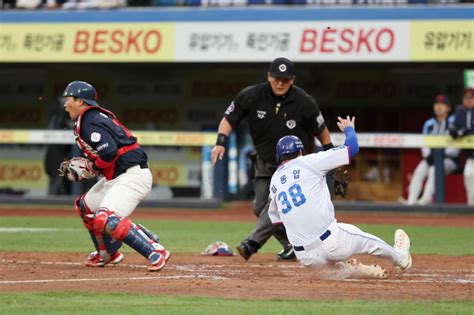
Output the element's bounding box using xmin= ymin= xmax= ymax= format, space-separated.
xmin=407 ymin=158 xmax=457 ymax=205
xmin=84 ymin=165 xmax=153 ymax=217
xmin=464 ymin=158 xmax=474 ymax=205
xmin=295 ymin=221 xmax=402 ymax=267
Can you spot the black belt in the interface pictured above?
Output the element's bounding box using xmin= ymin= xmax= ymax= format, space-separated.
xmin=293 ymin=229 xmax=331 ymax=252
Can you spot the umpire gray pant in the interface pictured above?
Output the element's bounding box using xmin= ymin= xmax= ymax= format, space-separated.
xmin=245 ymin=156 xmax=291 ymax=251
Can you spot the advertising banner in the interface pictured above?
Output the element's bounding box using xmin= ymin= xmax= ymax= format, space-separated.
xmin=0 ymin=160 xmax=47 ymax=189
xmin=148 ymin=161 xmax=200 ymax=187
xmin=410 ymin=21 xmax=474 ymax=61
xmin=0 ymin=23 xmax=175 ymax=62
xmin=175 ymin=21 xmax=410 ymax=62
xmin=1 ymin=20 xmax=472 ymax=62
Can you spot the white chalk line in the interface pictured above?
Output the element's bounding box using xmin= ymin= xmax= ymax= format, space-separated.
xmin=0 ymin=274 xmax=228 ymax=285
xmin=343 ymin=278 xmax=474 ymax=284
xmin=0 ymin=227 xmax=80 ymax=233
xmin=1 ymin=259 xmax=473 ymax=285
xmin=3 ymin=259 xmax=473 ymax=276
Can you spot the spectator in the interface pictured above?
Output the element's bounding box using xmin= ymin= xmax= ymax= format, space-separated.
xmin=402 ymin=94 xmax=459 ymax=205
xmin=450 ymin=88 xmax=474 ymax=205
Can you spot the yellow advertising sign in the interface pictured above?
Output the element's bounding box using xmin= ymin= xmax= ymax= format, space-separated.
xmin=423 ymin=135 xmax=474 ymax=149
xmin=0 ymin=160 xmax=48 ymax=189
xmin=0 ymin=130 xmax=29 ymax=143
xmin=148 ymin=161 xmax=187 ymax=187
xmin=134 ymin=131 xmax=216 ymax=146
xmin=0 ymin=23 xmax=175 ymax=62
xmin=410 ymin=20 xmax=474 ymax=61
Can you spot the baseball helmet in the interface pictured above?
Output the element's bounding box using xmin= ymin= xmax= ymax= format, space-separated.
xmin=276 ymin=135 xmax=304 ymax=163
xmin=63 ymin=81 xmax=99 ymax=106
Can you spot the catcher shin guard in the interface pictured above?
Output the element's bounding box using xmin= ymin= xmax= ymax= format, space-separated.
xmin=137 ymin=223 xmax=160 ymax=243
xmin=93 ymin=208 xmax=156 ymax=259
xmin=88 ymin=231 xmax=122 ymax=255
xmin=76 ymin=198 xmax=122 ymax=257
xmin=74 ymin=195 xmax=94 ymax=231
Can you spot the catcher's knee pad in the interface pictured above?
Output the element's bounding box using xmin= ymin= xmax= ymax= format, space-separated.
xmin=92 ymin=208 xmax=132 ymax=241
xmin=74 ymin=195 xmax=94 ymax=231
xmin=111 ymin=218 xmax=132 ymax=241
xmin=92 ymin=208 xmax=113 ymax=233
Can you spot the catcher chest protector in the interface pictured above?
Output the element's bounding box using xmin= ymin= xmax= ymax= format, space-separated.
xmin=74 ymin=106 xmax=140 ymax=180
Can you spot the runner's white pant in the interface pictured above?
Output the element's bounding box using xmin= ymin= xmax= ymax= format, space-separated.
xmin=84 ymin=165 xmax=153 ymax=217
xmin=295 ymin=222 xmax=401 ymax=266
xmin=465 ymin=158 xmax=474 ymax=205
xmin=407 ymin=158 xmax=457 ymax=205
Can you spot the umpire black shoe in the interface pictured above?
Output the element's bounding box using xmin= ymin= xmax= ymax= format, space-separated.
xmin=236 ymin=242 xmax=253 ymax=261
xmin=276 ymin=248 xmax=296 ymax=261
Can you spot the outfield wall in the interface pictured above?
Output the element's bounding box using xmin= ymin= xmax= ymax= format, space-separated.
xmin=0 ymin=6 xmax=473 ymax=63
xmin=0 ymin=6 xmax=473 ymax=205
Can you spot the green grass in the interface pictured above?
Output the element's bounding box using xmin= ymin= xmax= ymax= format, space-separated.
xmin=0 ymin=216 xmax=473 ymax=255
xmin=0 ymin=292 xmax=472 ymax=315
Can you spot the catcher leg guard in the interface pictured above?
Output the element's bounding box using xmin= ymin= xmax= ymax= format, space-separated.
xmin=93 ymin=208 xmax=170 ymax=271
xmin=86 ymin=232 xmax=123 ymax=256
xmin=84 ymin=232 xmax=124 ymax=267
xmin=74 ymin=195 xmax=95 ymax=231
xmin=137 ymin=223 xmax=160 ymax=243
xmin=76 ymin=196 xmax=123 ymax=264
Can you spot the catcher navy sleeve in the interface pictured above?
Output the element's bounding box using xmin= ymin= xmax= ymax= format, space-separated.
xmin=81 ymin=123 xmax=118 ymax=163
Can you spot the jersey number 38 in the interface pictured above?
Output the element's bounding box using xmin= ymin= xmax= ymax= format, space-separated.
xmin=277 ymin=183 xmax=307 ymax=214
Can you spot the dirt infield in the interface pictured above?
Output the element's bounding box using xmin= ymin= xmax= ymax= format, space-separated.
xmin=1 ymin=252 xmax=473 ymax=300
xmin=0 ymin=203 xmax=473 ymax=301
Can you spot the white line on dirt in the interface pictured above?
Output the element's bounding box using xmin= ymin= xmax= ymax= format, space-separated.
xmin=342 ymin=278 xmax=474 ymax=284
xmin=0 ymin=228 xmax=80 ymax=232
xmin=0 ymin=274 xmax=228 ymax=285
xmin=2 ymin=259 xmax=472 ymax=284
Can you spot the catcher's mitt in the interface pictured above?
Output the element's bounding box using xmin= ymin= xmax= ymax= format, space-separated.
xmin=58 ymin=157 xmax=99 ymax=182
xmin=330 ymin=167 xmax=350 ymax=198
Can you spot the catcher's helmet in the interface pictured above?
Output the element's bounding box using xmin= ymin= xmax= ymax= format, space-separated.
xmin=276 ymin=135 xmax=304 ymax=163
xmin=63 ymin=81 xmax=99 ymax=106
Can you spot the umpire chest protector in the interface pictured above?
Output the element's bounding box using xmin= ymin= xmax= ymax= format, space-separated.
xmin=74 ymin=106 xmax=140 ymax=180
xmin=225 ymin=83 xmax=324 ymax=164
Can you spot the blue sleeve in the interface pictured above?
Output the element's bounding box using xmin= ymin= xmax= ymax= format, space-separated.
xmin=344 ymin=126 xmax=359 ymax=158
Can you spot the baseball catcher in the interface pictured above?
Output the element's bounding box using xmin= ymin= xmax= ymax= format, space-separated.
xmin=60 ymin=80 xmax=171 ymax=271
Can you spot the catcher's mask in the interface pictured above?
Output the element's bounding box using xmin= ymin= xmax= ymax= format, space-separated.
xmin=63 ymin=81 xmax=99 ymax=106
xmin=276 ymin=135 xmax=304 ymax=163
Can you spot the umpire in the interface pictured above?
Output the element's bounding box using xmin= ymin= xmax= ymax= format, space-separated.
xmin=211 ymin=57 xmax=334 ymax=261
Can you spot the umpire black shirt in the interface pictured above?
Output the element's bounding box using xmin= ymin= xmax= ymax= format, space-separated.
xmin=224 ymin=82 xmax=327 ymax=164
